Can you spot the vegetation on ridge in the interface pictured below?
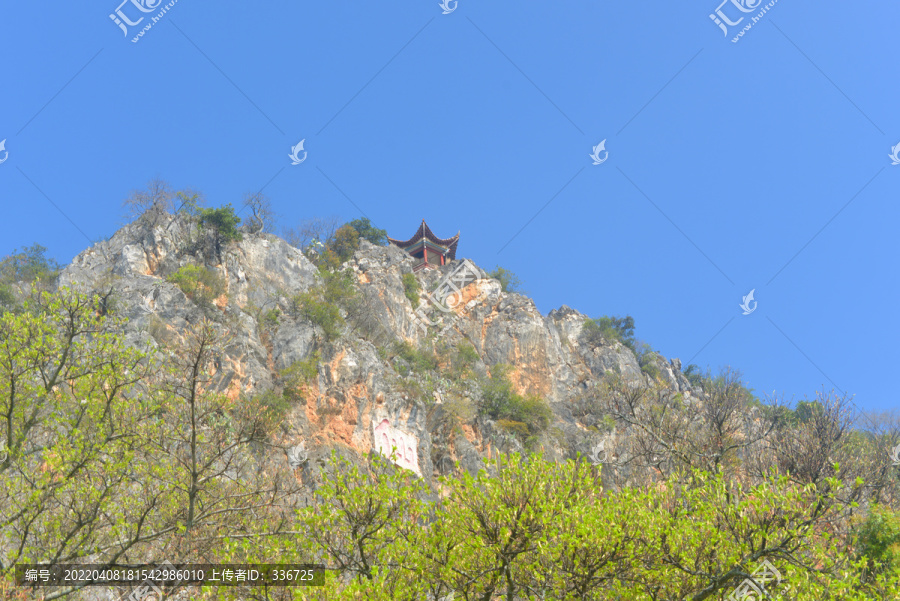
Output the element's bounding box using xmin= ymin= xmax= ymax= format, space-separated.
xmin=0 ymin=180 xmax=897 ymax=599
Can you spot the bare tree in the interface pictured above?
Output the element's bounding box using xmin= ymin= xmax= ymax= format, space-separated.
xmin=242 ymin=192 xmax=277 ymax=234
xmin=761 ymin=391 xmax=860 ymax=487
xmin=599 ymin=368 xmax=781 ymax=485
xmin=122 ymin=178 xmax=176 ymax=226
xmin=856 ymin=410 xmax=900 ymax=507
xmin=282 ymin=216 xmax=341 ymax=250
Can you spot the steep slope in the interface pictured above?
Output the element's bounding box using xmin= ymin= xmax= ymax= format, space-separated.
xmin=58 ymin=213 xmax=700 ymax=489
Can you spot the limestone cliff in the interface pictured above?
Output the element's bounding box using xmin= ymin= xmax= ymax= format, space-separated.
xmin=58 ymin=214 xmax=701 ymax=490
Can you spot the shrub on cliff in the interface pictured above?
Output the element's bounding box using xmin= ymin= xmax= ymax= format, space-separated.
xmin=290 ymin=269 xmax=357 ymax=341
xmin=581 ymin=314 xmax=636 ymax=350
xmin=167 ymin=263 xmax=226 ymax=309
xmin=479 ymin=364 xmax=551 ymax=447
xmin=348 ymin=217 xmax=388 ymax=246
xmin=487 ymin=266 xmax=524 ymax=294
xmin=402 ymin=272 xmax=419 ymax=305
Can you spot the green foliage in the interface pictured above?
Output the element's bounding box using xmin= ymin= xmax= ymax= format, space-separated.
xmin=794 ymin=399 xmax=825 ymax=424
xmin=294 ymin=290 xmax=343 ymax=340
xmin=402 ymin=272 xmax=420 ymax=305
xmin=487 ymin=265 xmax=524 ymax=294
xmin=321 ymin=268 xmax=357 ymax=305
xmin=296 ymin=451 xmax=430 ymax=585
xmin=683 ymin=363 xmax=704 ymax=387
xmin=174 ymin=190 xmax=203 ymax=217
xmin=856 ymin=504 xmax=900 ymax=576
xmin=0 ymin=285 xmax=17 ymax=313
xmin=496 ymin=419 xmax=529 ymax=438
xmin=290 ymin=270 xmax=357 ymax=341
xmin=2 ymin=287 xmax=899 ymax=600
xmin=444 ymin=394 xmax=476 ymax=428
xmin=0 ymin=244 xmax=60 ymax=312
xmin=280 ymin=351 xmax=321 ymax=403
xmin=348 ymin=217 xmax=388 ymax=246
xmin=636 ymin=342 xmax=661 ymax=380
xmin=284 ymin=452 xmax=894 ymax=599
xmin=246 ymin=388 xmax=291 ymax=437
xmin=479 ymin=364 xmax=551 ymax=446
xmin=330 ymin=224 xmax=360 ymax=263
xmin=456 ymin=342 xmax=479 ymax=367
xmin=581 ymin=314 xmax=636 ymax=350
xmin=451 ymin=342 xmax=479 ymax=377
xmin=394 ymin=340 xmax=438 ymax=375
xmin=0 ymin=243 xmax=60 ymax=284
xmin=261 ymin=307 xmax=280 ymax=329
xmin=166 ymin=264 xmax=226 ymax=309
xmin=197 ymin=203 xmax=242 ymax=260
xmin=198 ymin=204 xmax=242 ymax=243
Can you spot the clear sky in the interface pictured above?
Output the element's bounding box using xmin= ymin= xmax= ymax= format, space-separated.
xmin=0 ymin=2 xmax=897 ymax=414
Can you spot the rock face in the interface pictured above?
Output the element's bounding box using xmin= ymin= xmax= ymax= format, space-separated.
xmin=58 ymin=214 xmax=700 ymax=489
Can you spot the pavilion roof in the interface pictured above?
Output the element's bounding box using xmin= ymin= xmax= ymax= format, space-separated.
xmin=388 ymin=219 xmax=460 ymax=260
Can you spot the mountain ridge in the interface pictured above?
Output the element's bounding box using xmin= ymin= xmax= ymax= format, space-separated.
xmin=55 ymin=211 xmax=698 ymax=487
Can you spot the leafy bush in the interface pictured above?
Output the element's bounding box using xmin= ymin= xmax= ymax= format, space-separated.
xmin=321 ymin=269 xmax=357 ymax=305
xmin=294 ymin=292 xmax=343 ymax=340
xmin=329 ymin=224 xmax=360 ymax=263
xmin=166 ymin=264 xmax=226 ymax=309
xmin=856 ymin=504 xmax=900 ymax=576
xmin=262 ymin=308 xmax=281 ymax=330
xmin=348 ymin=217 xmax=388 ymax=246
xmin=487 ymin=266 xmax=524 ymax=294
xmin=245 ymin=389 xmax=291 ymax=436
xmin=394 ymin=340 xmax=438 ymax=374
xmin=452 ymin=342 xmax=479 ymax=377
xmin=479 ymin=364 xmax=551 ymax=446
xmin=496 ymin=419 xmax=529 ymax=438
xmin=444 ymin=394 xmax=476 ymax=428
xmin=683 ymin=363 xmax=705 ymax=388
xmin=290 ymin=270 xmax=357 ymax=341
xmin=281 ymin=351 xmax=321 ymax=403
xmin=636 ymin=342 xmax=661 ymax=380
xmin=402 ymin=272 xmax=420 ymax=305
xmin=581 ymin=315 xmax=635 ymax=350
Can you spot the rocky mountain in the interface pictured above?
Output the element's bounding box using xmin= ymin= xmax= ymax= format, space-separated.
xmin=58 ymin=213 xmax=701 ymax=491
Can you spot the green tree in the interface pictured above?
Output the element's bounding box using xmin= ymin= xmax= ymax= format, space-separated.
xmin=329 ymin=224 xmax=360 ymax=263
xmin=488 ymin=266 xmax=524 ymax=293
xmin=198 ymin=204 xmax=242 ymax=260
xmin=348 ymin=217 xmax=388 ymax=246
xmin=0 ymin=243 xmax=60 ymax=284
xmin=581 ymin=315 xmax=636 ymax=350
xmin=281 ymin=450 xmax=429 ymax=600
xmin=856 ymin=503 xmax=900 ymax=578
xmin=0 ymin=288 xmax=163 ymax=597
xmin=0 ymin=244 xmax=61 ymax=313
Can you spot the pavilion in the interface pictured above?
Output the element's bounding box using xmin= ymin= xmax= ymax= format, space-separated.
xmin=388 ymin=220 xmax=460 ymax=272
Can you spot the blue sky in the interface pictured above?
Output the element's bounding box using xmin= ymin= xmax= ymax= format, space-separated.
xmin=0 ymin=2 xmax=897 ymax=414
